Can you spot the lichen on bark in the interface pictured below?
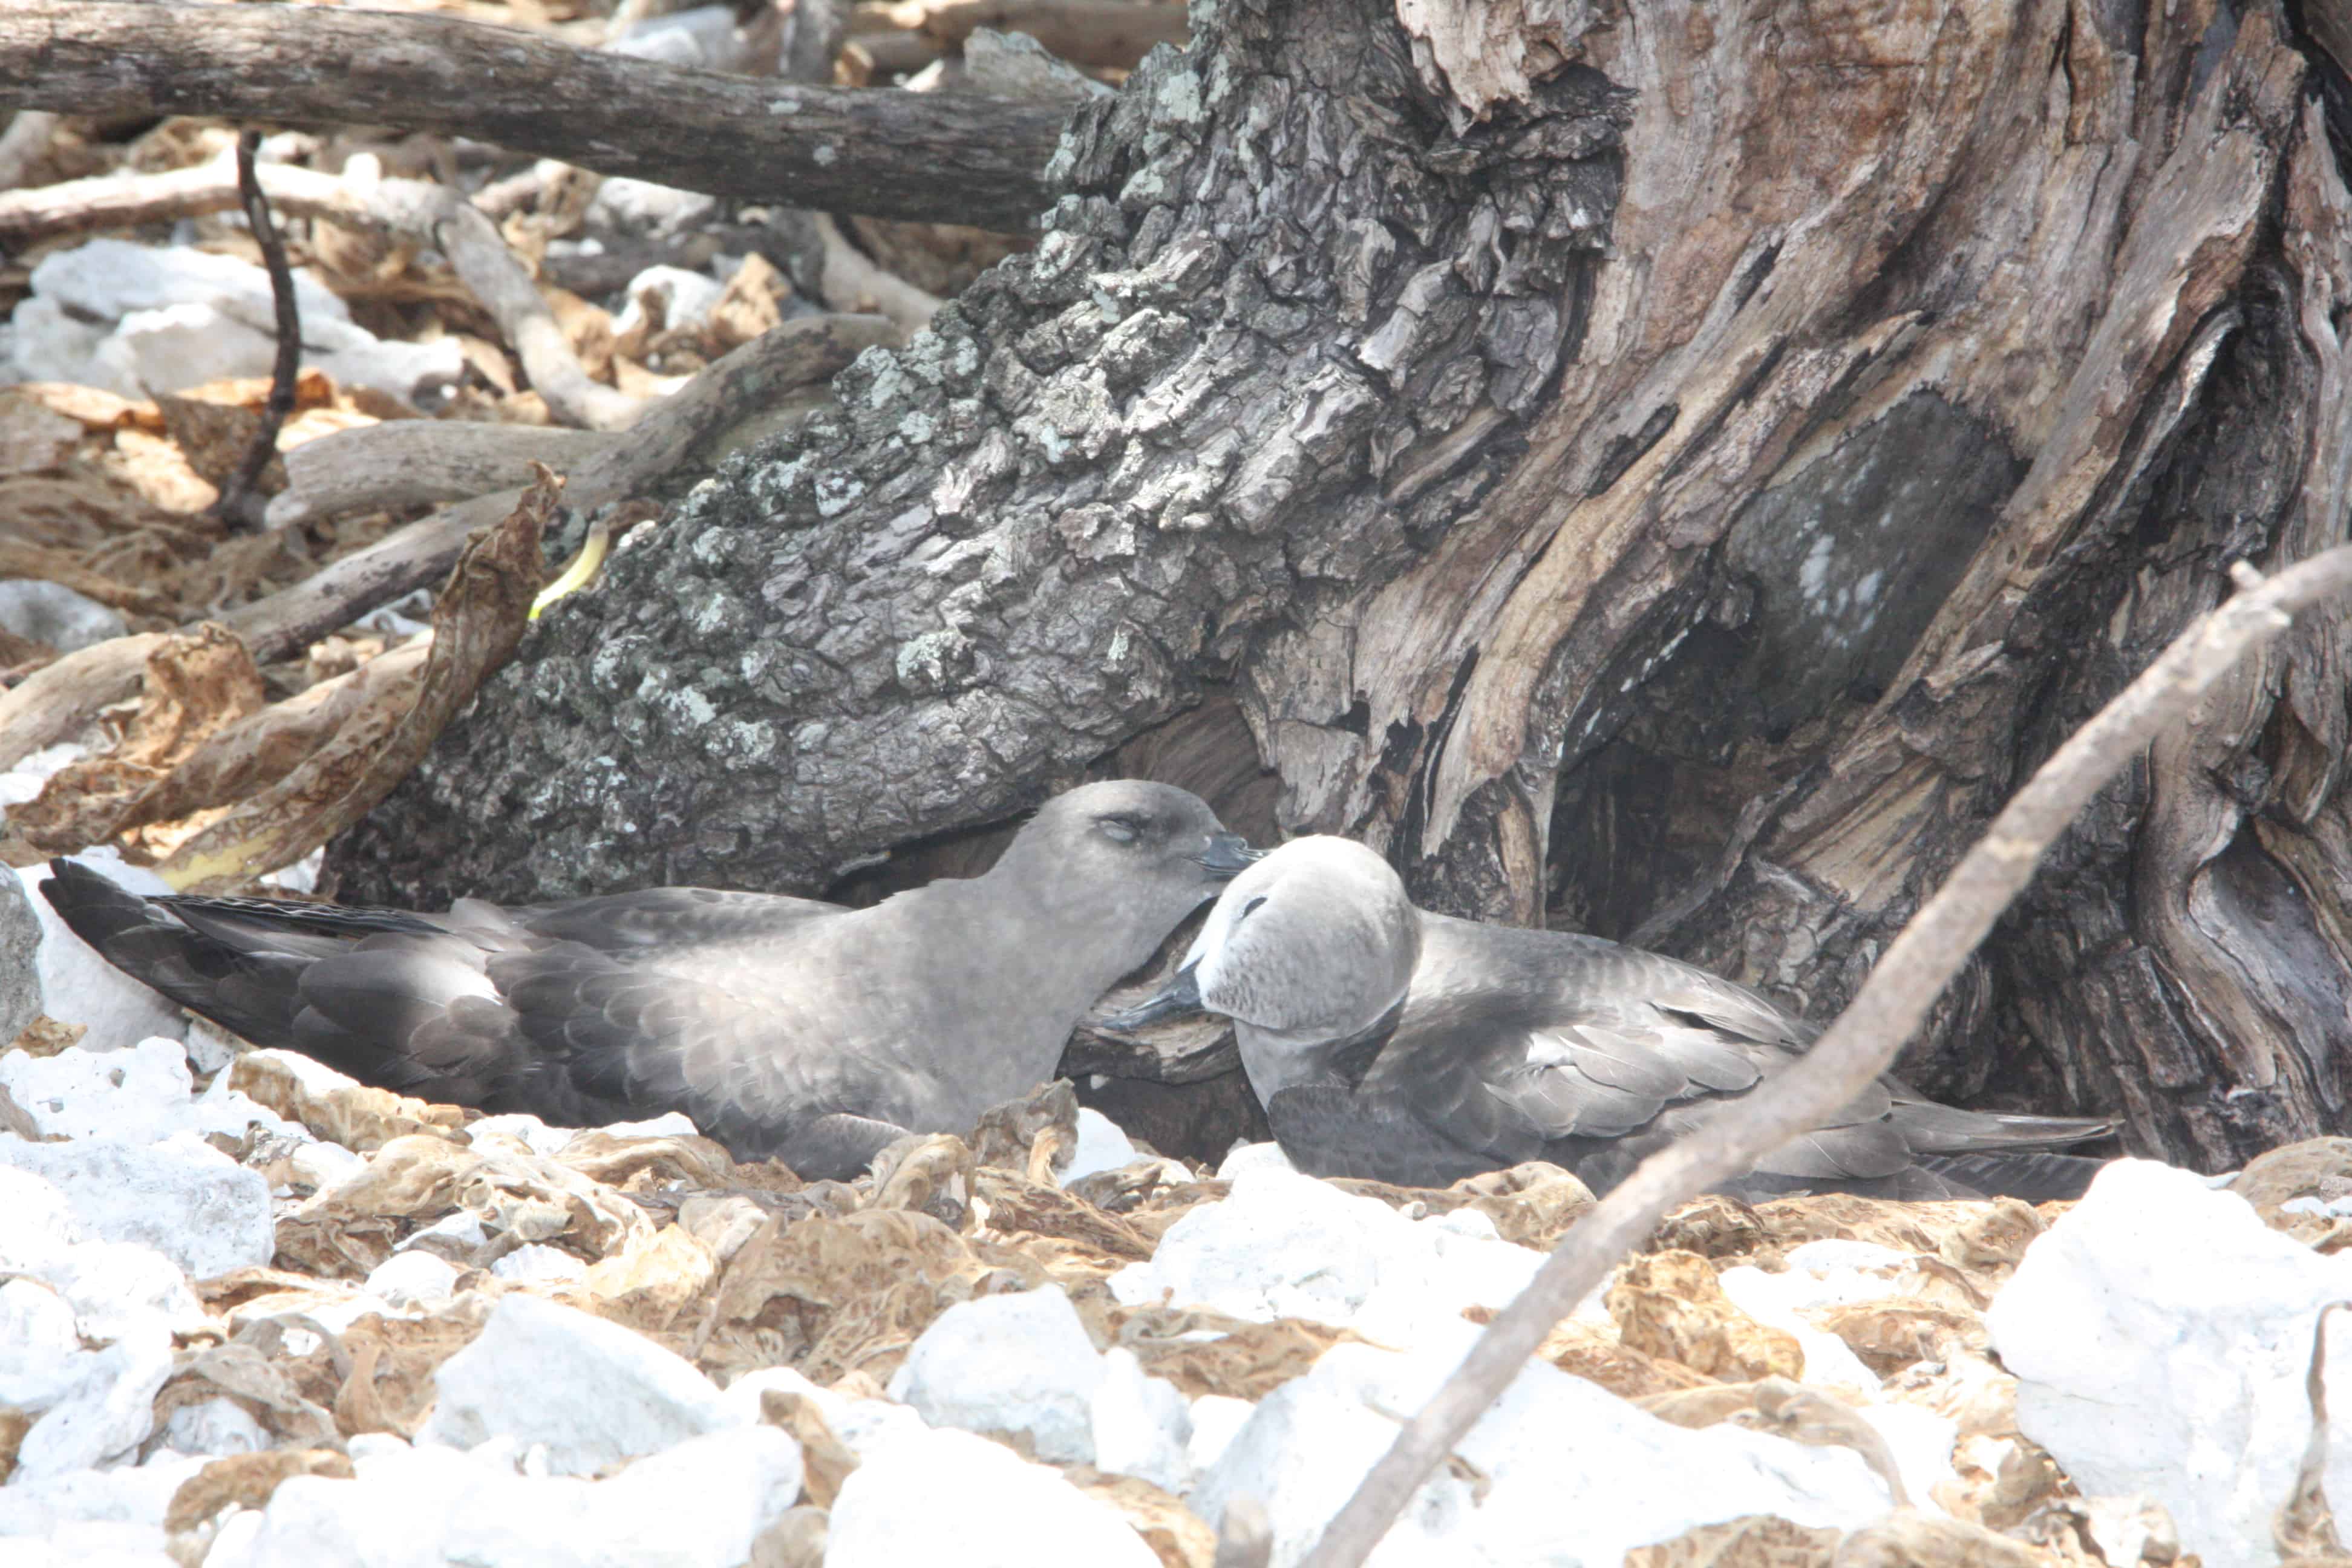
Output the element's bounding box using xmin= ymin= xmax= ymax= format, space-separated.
xmin=333 ymin=0 xmax=1627 ymax=906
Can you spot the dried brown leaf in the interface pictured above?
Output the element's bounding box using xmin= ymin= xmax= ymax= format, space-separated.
xmin=1518 ymin=1313 xmax=1713 ymax=1401
xmin=1625 ymin=1513 xmax=1843 ymax=1568
xmin=557 ymin=1130 xmax=748 ymax=1191
xmin=228 ymin=1048 xmax=466 ymax=1152
xmin=865 ymin=1133 xmax=977 ymax=1230
xmin=709 ymin=252 xmax=791 ymax=352
xmin=154 ymin=393 xmax=286 ymax=493
xmin=329 ymin=1304 xmax=493 ymax=1440
xmin=1608 ymin=1250 xmax=1805 ymax=1382
xmin=1833 ymin=1510 xmax=2046 ymax=1568
xmin=1067 ymin=1468 xmax=1219 ymax=1568
xmin=0 ymin=1408 xmax=28 ymax=1484
xmin=975 ymin=1166 xmax=1157 ymax=1261
xmin=108 ymin=426 xmax=219 ymax=513
xmin=12 ymin=381 xmax=156 ymax=433
xmin=163 ymin=1448 xmax=353 ymax=1535
xmin=153 ymin=1341 xmax=339 ymax=1448
xmin=1442 ymin=1160 xmax=1595 ymax=1249
xmin=707 ymin=1207 xmax=1008 ymax=1385
xmin=747 ymin=1504 xmax=831 ymax=1568
xmin=970 ymin=1080 xmax=1080 ymax=1175
xmin=575 ymin=1223 xmax=717 ymax=1335
xmin=8 ymin=1014 xmax=88 ymax=1059
xmin=152 ymin=470 xmax=552 ymax=890
xmin=13 ymin=621 xmax=266 ymax=853
xmin=544 ymin=287 xmax=616 ymax=383
xmin=759 ymin=1389 xmax=859 ymax=1509
xmin=1819 ymin=1296 xmax=1987 ymax=1376
xmin=1119 ymin=1310 xmax=1357 ymax=1402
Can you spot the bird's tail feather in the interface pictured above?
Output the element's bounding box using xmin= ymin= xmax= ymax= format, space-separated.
xmin=39 ymin=858 xmax=311 ymax=1044
xmin=1889 ymin=1097 xmax=2112 ymax=1155
xmin=1915 ymin=1150 xmax=2108 ymax=1203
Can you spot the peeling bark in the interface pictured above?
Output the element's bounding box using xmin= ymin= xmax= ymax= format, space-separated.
xmin=339 ymin=0 xmax=2352 ymax=1169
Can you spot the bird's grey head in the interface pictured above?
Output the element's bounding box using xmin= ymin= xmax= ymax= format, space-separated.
xmin=988 ymin=779 xmax=1258 ymax=975
xmin=1177 ymin=836 xmax=1420 ymax=1076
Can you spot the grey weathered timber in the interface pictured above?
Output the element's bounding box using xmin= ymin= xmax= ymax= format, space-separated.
xmin=336 ymin=0 xmax=1629 ymax=900
xmin=0 ymin=2 xmax=1067 ymax=229
xmin=339 ymin=0 xmax=2352 ymax=1172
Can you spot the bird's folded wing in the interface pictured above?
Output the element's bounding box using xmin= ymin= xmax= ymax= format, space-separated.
xmin=1264 ymin=1083 xmax=1507 ymax=1187
xmin=483 ymin=940 xmax=903 ymax=1158
xmin=503 ymin=886 xmax=842 ymax=953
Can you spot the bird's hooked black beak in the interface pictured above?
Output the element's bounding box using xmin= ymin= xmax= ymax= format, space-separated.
xmin=1192 ymin=832 xmax=1263 ymax=879
xmin=1100 ymin=963 xmax=1206 ymax=1031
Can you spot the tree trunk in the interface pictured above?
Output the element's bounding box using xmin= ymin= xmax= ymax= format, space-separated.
xmin=333 ymin=0 xmax=2352 ymax=1172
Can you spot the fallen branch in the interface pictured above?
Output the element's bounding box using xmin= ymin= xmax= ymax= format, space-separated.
xmin=1298 ymin=544 xmax=2352 ymax=1568
xmin=211 ymin=129 xmax=302 ymax=529
xmin=0 ymin=316 xmax=890 ymax=773
xmin=0 ymin=2 xmax=1069 ymax=231
xmin=0 ymin=635 xmax=169 ymax=776
xmin=265 ymin=423 xmax=619 ymax=532
xmin=154 ymin=471 xmax=555 ymax=892
xmin=854 ymin=0 xmax=1186 ymax=69
xmin=808 ymin=212 xmax=944 ymax=332
xmin=0 ymin=541 xmax=177 ymax=621
xmin=0 ymin=108 xmax=59 ymax=192
xmin=220 ymin=312 xmax=898 ymax=663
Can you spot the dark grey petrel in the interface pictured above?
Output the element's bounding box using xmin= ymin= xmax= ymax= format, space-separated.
xmin=42 ymin=779 xmax=1258 ymax=1179
xmin=1109 ymin=835 xmax=2111 ymax=1201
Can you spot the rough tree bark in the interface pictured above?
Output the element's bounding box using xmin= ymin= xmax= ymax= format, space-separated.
xmin=334 ymin=0 xmax=2352 ymax=1172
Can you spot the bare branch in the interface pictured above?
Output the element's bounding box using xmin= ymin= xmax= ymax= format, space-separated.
xmin=854 ymin=0 xmax=1186 ymax=69
xmin=0 ymin=109 xmax=60 ymax=191
xmin=1298 ymin=542 xmax=2352 ymax=1568
xmin=220 ymin=312 xmax=897 ymax=665
xmin=265 ymin=423 xmax=619 ymax=532
xmin=0 ymin=2 xmax=1067 ymax=231
xmin=210 ymin=129 xmax=302 ymax=530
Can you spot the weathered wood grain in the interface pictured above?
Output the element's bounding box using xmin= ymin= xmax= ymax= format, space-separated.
xmin=0 ymin=2 xmax=1070 ymax=229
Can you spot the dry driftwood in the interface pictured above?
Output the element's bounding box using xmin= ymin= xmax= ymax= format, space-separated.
xmin=805 ymin=213 xmax=943 ymax=332
xmin=0 ymin=311 xmax=895 ymax=777
xmin=221 ymin=312 xmax=897 ymax=664
xmin=0 ymin=157 xmax=642 ymax=433
xmin=1302 ymin=543 xmax=2352 ymax=1567
xmin=266 ymin=424 xmax=620 ymax=532
xmin=0 ymin=109 xmax=59 ymax=192
xmin=853 ymin=0 xmax=1184 ymax=70
xmin=155 ymin=477 xmax=555 ymax=892
xmin=0 ymin=2 xmax=1070 ymax=231
xmin=0 ymin=635 xmax=170 ymax=780
xmin=210 ymin=129 xmax=303 ymax=530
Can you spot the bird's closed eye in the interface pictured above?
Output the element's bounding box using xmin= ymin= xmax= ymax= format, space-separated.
xmin=1097 ymin=814 xmax=1147 ymax=844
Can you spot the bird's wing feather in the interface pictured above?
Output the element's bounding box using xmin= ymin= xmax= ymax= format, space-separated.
xmin=1265 ymin=1082 xmax=1505 ymax=1187
xmin=482 ymin=941 xmax=912 ymax=1169
xmin=507 ymin=886 xmax=842 ymax=953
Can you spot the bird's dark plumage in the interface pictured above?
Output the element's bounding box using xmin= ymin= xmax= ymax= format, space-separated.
xmin=1111 ymin=837 xmax=2111 ymax=1202
xmin=42 ymin=780 xmax=1258 ymax=1178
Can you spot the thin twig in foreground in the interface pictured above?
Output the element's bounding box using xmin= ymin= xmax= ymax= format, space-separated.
xmin=211 ymin=129 xmax=301 ymax=531
xmin=1298 ymin=543 xmax=2352 ymax=1568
